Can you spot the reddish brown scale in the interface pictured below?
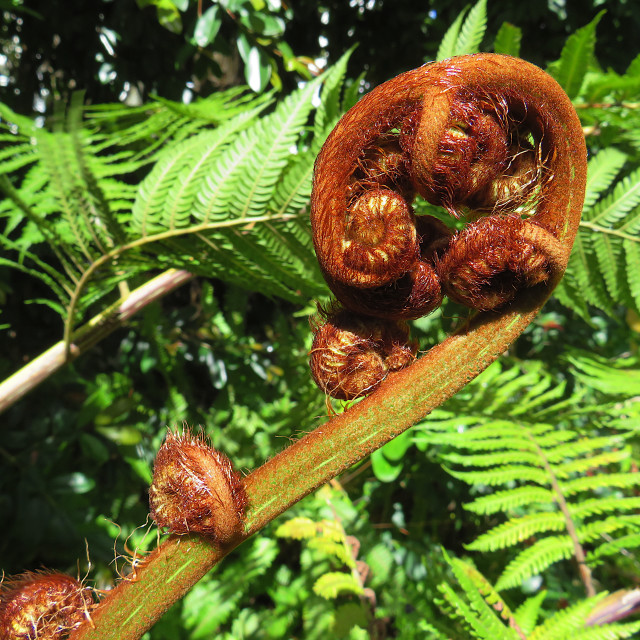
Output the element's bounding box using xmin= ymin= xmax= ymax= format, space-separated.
xmin=309 ymin=309 xmax=417 ymax=400
xmin=437 ymin=214 xmax=556 ymax=311
xmin=0 ymin=571 xmax=93 ymax=640
xmin=149 ymin=430 xmax=248 ymax=545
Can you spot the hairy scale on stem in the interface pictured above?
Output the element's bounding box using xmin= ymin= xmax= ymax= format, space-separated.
xmin=310 ymin=53 xmax=585 ymax=399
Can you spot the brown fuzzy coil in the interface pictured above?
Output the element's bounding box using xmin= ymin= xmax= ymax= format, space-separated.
xmin=309 ymin=54 xmax=587 ymax=399
xmin=0 ymin=571 xmax=93 ymax=640
xmin=149 ymin=429 xmax=248 ymax=545
xmin=309 ymin=309 xmax=417 ymax=400
xmin=436 ymin=215 xmax=553 ymax=311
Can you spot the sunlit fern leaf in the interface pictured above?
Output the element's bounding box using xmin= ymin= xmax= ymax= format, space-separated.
xmin=217 ymin=76 xmax=325 ymax=221
xmin=582 ymin=148 xmax=627 ymax=210
xmin=152 ymin=87 xmax=274 ymax=124
xmin=493 ymin=22 xmax=522 ymax=57
xmin=436 ymin=555 xmax=521 ymax=640
xmin=468 ymin=513 xmax=567 ymax=553
xmin=528 ymin=593 xmax=608 ymax=640
xmin=587 ymin=532 xmax=640 ymax=565
xmin=1 ymin=55 xmax=351 ymax=328
xmin=514 ymin=590 xmax=547 ymax=635
xmin=267 ymin=148 xmax=317 ymax=217
xmin=313 ymin=45 xmax=354 ymax=141
xmin=415 ymin=357 xmax=640 ymax=593
xmin=0 ymin=139 xmax=38 ymax=175
xmin=556 ymin=147 xmax=640 ymax=316
xmin=435 ymin=6 xmax=466 ymax=62
xmin=436 ymin=557 xmax=640 ymax=639
xmin=464 ymin=487 xmax=555 ymax=516
xmin=453 ymin=0 xmax=488 ymax=56
xmin=567 ymin=351 xmax=640 ymax=396
xmin=436 ymin=0 xmax=487 ymax=62
xmin=548 ymin=12 xmax=604 ymax=100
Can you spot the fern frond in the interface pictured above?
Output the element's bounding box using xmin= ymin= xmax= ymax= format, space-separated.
xmin=446 ymin=464 xmax=550 ymax=487
xmin=582 ymin=149 xmax=628 ymax=210
xmin=416 ymin=355 xmax=640 ymax=593
xmin=467 ymin=513 xmax=566 ymax=552
xmin=549 ymin=11 xmax=604 ymax=99
xmin=514 ymin=590 xmax=547 ymax=635
xmin=436 ymin=0 xmax=487 ymax=61
xmin=495 ymin=535 xmax=575 ymax=591
xmin=435 ymin=7 xmax=466 ymax=62
xmin=2 ymin=56 xmax=351 ymax=330
xmin=556 ymin=156 xmax=640 ymax=315
xmin=464 ymin=487 xmax=554 ymax=516
xmin=560 ymin=472 xmax=640 ymax=496
xmin=493 ymin=22 xmax=522 ymax=57
xmin=313 ymin=47 xmax=353 ymax=141
xmin=587 ymin=532 xmax=640 ymax=564
xmin=527 ymin=593 xmax=608 ymax=640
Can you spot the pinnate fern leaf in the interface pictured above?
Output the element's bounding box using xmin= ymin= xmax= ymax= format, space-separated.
xmin=555 ymin=149 xmax=640 ymax=317
xmin=415 ymin=357 xmax=640 ymax=593
xmin=436 ymin=0 xmax=487 ymax=61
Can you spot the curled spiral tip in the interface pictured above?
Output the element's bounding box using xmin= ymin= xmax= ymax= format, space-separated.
xmin=436 ymin=214 xmax=561 ymax=311
xmin=310 ymin=53 xmax=587 ymax=399
xmin=309 ymin=308 xmax=417 ymax=401
xmin=149 ymin=429 xmax=247 ymax=545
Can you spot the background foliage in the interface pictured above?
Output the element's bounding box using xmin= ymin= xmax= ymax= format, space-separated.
xmin=2 ymin=0 xmax=640 ymax=638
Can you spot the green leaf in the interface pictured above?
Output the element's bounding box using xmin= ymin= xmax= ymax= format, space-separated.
xmin=237 ymin=33 xmax=272 ymax=92
xmin=370 ymin=448 xmax=403 ymax=483
xmin=313 ymin=572 xmax=364 ymax=599
xmin=435 ymin=6 xmax=466 ymax=61
xmin=514 ymin=590 xmax=547 ymax=635
xmin=493 ymin=22 xmax=521 ymax=57
xmin=550 ymin=11 xmax=605 ymax=99
xmin=582 ymin=148 xmax=627 ymax=210
xmin=193 ymin=5 xmax=222 ymax=47
xmin=437 ymin=0 xmax=487 ymax=60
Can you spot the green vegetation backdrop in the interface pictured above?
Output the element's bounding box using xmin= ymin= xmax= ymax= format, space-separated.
xmin=2 ymin=0 xmax=640 ymax=638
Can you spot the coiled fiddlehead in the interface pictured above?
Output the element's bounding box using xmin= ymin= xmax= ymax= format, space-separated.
xmin=310 ymin=53 xmax=587 ymax=399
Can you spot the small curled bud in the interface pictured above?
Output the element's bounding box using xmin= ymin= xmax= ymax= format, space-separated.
xmin=309 ymin=308 xmax=417 ymax=400
xmin=149 ymin=430 xmax=248 ymax=545
xmin=0 ymin=571 xmax=93 ymax=640
xmin=342 ymin=188 xmax=418 ymax=287
xmin=436 ymin=214 xmax=556 ymax=311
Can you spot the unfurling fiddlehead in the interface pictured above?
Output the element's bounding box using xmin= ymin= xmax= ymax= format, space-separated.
xmin=310 ymin=53 xmax=587 ymax=399
xmin=149 ymin=430 xmax=247 ymax=545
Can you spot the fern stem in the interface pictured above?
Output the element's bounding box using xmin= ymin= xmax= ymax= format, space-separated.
xmin=0 ymin=269 xmax=193 ymax=416
xmin=531 ymin=435 xmax=597 ymax=597
xmin=69 ymin=287 xmax=555 ymax=640
xmin=579 ymin=220 xmax=640 ymax=242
